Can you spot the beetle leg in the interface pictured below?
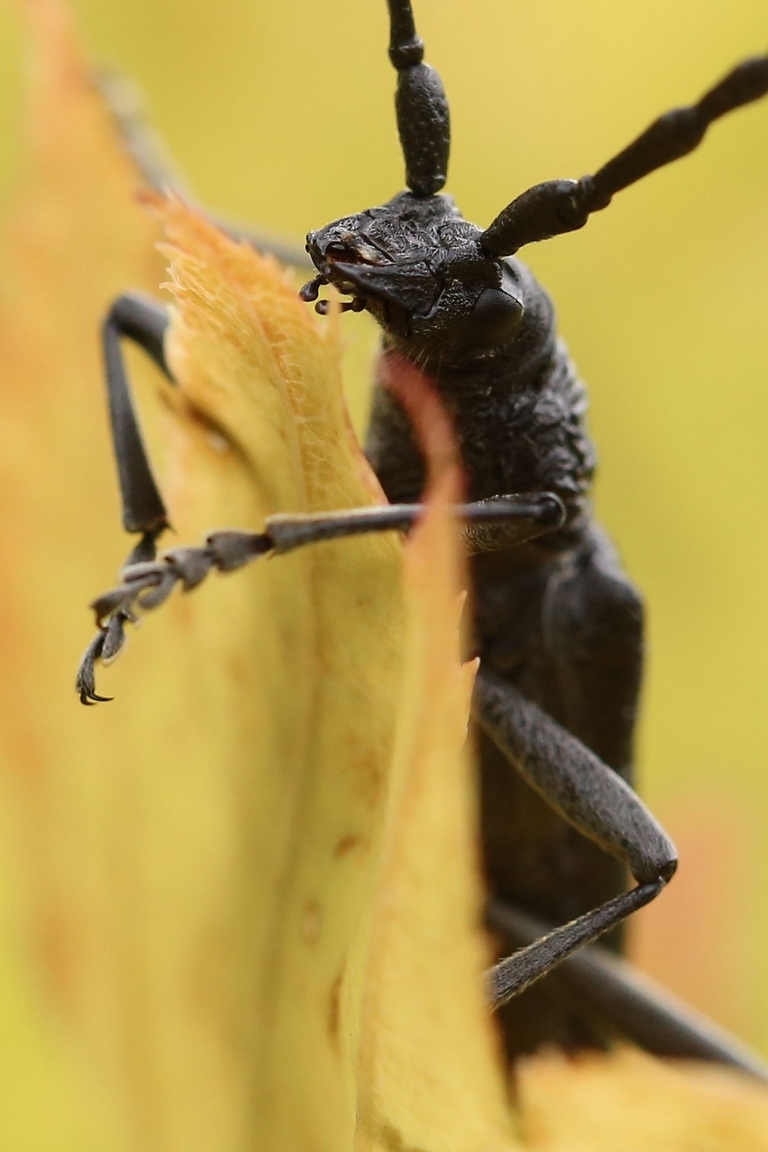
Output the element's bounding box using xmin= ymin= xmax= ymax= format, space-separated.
xmin=473 ymin=667 xmax=678 ymax=1000
xmin=85 ymin=493 xmax=566 ymax=627
xmin=482 ymin=53 xmax=768 ymax=256
xmin=102 ymin=293 xmax=172 ymax=547
xmin=487 ymin=898 xmax=768 ymax=1081
xmin=77 ymin=493 xmax=564 ymax=702
xmin=263 ymin=492 xmax=565 ymax=553
xmin=77 ymin=294 xmax=173 ymax=703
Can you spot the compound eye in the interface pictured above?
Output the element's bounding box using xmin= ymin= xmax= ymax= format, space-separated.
xmin=468 ymin=287 xmax=524 ymax=346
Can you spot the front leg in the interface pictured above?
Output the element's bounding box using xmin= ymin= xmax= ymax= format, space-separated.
xmin=103 ymin=293 xmax=172 ymax=548
xmin=77 ymin=294 xmax=173 ymax=704
xmin=77 ymin=492 xmax=566 ymax=702
xmin=473 ymin=667 xmax=677 ymax=1003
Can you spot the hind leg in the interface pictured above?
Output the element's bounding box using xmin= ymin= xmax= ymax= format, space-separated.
xmin=475 ymin=527 xmax=644 ymax=923
xmin=540 ymin=523 xmax=645 ymax=955
xmin=487 ymin=898 xmax=768 ymax=1080
xmin=472 ymin=527 xmax=645 ymax=1052
xmin=475 ymin=531 xmax=763 ymax=1075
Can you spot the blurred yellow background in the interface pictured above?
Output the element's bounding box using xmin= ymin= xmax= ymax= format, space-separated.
xmin=0 ymin=0 xmax=766 ymax=1056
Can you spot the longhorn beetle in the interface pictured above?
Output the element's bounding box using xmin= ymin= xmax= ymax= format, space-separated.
xmin=77 ymin=1 xmax=768 ymax=1077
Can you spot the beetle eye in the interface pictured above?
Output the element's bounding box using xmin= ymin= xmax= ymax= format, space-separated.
xmin=468 ymin=288 xmax=524 ymax=346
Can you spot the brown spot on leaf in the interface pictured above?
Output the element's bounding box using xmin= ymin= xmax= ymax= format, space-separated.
xmin=328 ymin=969 xmax=342 ymax=1049
xmin=334 ymin=834 xmax=361 ymax=858
xmin=349 ymin=748 xmax=385 ymax=810
xmin=301 ymin=900 xmax=322 ymax=944
xmin=35 ymin=902 xmax=79 ymax=1015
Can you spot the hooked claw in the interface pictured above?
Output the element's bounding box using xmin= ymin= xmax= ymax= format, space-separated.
xmin=77 ymin=529 xmax=273 ymax=704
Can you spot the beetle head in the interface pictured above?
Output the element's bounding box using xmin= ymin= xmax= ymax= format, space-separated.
xmin=302 ymin=191 xmax=524 ymax=359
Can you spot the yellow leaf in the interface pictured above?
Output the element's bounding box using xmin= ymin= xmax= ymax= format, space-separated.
xmin=148 ymin=192 xmax=406 ymax=1150
xmin=352 ymin=476 xmax=517 ymax=1152
xmin=518 ymin=1048 xmax=768 ymax=1151
xmin=3 ymin=4 xmax=768 ymax=1152
xmin=0 ymin=1 xmax=165 ymax=1147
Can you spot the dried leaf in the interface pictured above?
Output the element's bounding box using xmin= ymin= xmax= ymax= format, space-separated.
xmin=2 ymin=4 xmax=768 ymax=1152
xmin=352 ymin=476 xmax=517 ymax=1152
xmin=147 ymin=193 xmax=406 ymax=1150
xmin=518 ymin=1048 xmax=768 ymax=1151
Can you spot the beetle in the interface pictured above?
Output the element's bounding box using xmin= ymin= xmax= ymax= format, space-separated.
xmin=76 ymin=0 xmax=768 ymax=1076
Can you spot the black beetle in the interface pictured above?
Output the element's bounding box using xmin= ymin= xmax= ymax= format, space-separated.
xmin=77 ymin=0 xmax=768 ymax=1077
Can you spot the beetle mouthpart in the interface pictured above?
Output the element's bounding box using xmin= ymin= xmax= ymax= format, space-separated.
xmin=314 ymin=295 xmax=366 ymax=316
xmin=300 ymin=269 xmax=367 ymax=316
xmin=299 ymin=274 xmax=327 ymax=302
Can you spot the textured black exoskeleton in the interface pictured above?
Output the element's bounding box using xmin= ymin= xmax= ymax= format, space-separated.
xmin=78 ymin=2 xmax=768 ymax=1078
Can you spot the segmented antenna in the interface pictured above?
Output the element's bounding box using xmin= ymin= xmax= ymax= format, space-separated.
xmin=481 ymin=54 xmax=768 ymax=256
xmin=386 ymin=0 xmax=450 ymax=196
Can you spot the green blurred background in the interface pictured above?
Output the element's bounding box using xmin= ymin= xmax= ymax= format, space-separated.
xmin=0 ymin=0 xmax=766 ymax=1052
